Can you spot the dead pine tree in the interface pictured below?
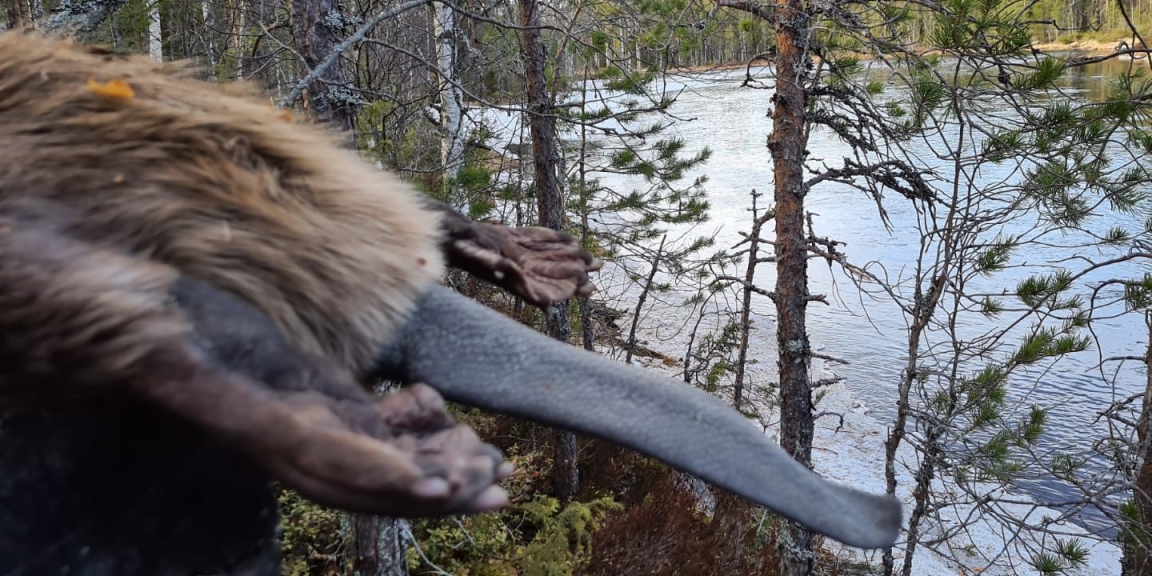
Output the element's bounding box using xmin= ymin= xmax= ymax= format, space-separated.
xmin=624 ymin=235 xmax=667 ymax=365
xmin=717 ymin=189 xmax=776 ymax=412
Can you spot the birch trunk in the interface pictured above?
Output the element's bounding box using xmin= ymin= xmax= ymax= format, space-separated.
xmin=148 ymin=0 xmax=163 ymax=62
xmin=434 ymin=1 xmax=465 ymax=178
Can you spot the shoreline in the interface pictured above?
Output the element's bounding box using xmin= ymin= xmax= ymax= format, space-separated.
xmin=628 ymin=343 xmax=1123 ymax=574
xmin=613 ymin=288 xmax=1123 ymax=574
xmin=1033 ymin=38 xmax=1124 ymax=56
xmin=665 ymin=38 xmax=1125 ymax=75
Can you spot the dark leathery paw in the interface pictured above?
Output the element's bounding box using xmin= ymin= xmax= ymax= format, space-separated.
xmin=251 ymin=383 xmax=511 ymax=517
xmin=396 ymin=424 xmax=514 ymax=515
xmin=374 ymin=382 xmax=455 ymax=432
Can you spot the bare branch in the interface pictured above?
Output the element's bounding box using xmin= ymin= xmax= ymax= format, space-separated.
xmin=714 ymin=0 xmax=777 ymax=22
xmin=42 ymin=0 xmax=129 ymax=35
xmin=280 ymin=0 xmax=435 ymax=109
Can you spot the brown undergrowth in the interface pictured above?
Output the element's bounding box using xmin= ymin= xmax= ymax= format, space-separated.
xmin=280 ymin=289 xmax=857 ymax=575
xmin=278 ymin=392 xmax=850 ymax=576
xmin=574 ymin=438 xmax=783 ymax=576
xmin=465 ymin=414 xmax=860 ymax=576
xmin=445 ymin=412 xmax=789 ymax=576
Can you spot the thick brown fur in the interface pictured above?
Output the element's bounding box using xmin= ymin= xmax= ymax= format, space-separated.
xmin=0 ymin=33 xmax=519 ymax=570
xmin=0 ymin=32 xmax=445 ymax=376
xmin=0 ymin=34 xmax=902 ymax=574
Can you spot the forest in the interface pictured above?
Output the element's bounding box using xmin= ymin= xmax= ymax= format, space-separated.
xmin=4 ymin=0 xmax=1152 ymax=574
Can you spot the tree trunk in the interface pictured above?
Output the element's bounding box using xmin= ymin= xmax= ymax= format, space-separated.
xmin=148 ymin=0 xmax=163 ymax=62
xmin=882 ymin=354 xmax=917 ymax=576
xmin=576 ymin=67 xmax=600 ymax=361
xmin=625 ymin=237 xmax=665 ymax=365
xmin=42 ymin=0 xmax=128 ymax=33
xmin=577 ymin=70 xmax=597 ymax=357
xmin=291 ymin=0 xmax=358 ymax=133
xmin=1069 ymin=0 xmax=1091 ymax=31
xmin=1125 ymin=312 xmax=1152 ymax=575
xmin=517 ymin=0 xmax=559 ymax=232
xmin=900 ymin=426 xmax=942 ymax=576
xmin=769 ymin=1 xmax=816 ymax=573
xmin=232 ymin=0 xmax=246 ymax=81
xmin=290 ymin=2 xmax=403 ymax=570
xmin=354 ymin=516 xmax=410 ymax=576
xmin=202 ymin=0 xmax=216 ymax=78
xmin=733 ymin=192 xmax=771 ymax=411
xmin=3 ymin=0 xmax=25 ymax=30
xmin=434 ymin=1 xmax=465 ymax=179
xmin=518 ymin=0 xmax=578 ymax=502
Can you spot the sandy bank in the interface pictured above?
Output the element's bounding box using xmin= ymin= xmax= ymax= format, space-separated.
xmin=665 ymin=38 xmax=1131 ymax=76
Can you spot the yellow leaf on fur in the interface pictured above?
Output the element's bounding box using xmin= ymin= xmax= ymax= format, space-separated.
xmin=86 ymin=78 xmax=135 ymax=100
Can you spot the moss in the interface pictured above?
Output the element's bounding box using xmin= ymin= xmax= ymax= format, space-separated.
xmin=274 ymin=410 xmax=855 ymax=576
xmin=277 ymin=487 xmax=355 ymax=576
xmin=406 ymin=494 xmax=619 ymax=576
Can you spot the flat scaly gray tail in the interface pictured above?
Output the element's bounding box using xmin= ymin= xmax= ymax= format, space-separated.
xmin=381 ymin=285 xmax=903 ymax=549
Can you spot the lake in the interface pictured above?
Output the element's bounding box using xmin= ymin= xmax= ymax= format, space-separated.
xmin=481 ymin=53 xmax=1151 ymax=536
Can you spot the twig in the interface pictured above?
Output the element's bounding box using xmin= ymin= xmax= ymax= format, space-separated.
xmin=43 ymin=0 xmax=129 ymax=35
xmin=280 ymin=0 xmax=435 ymax=108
